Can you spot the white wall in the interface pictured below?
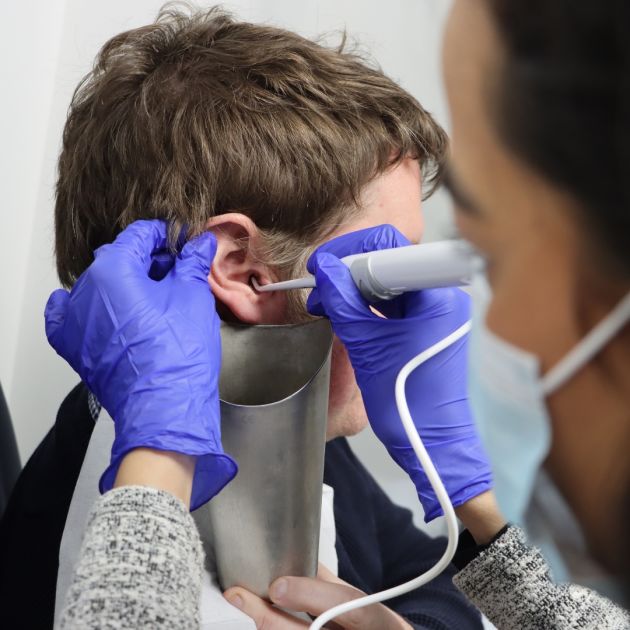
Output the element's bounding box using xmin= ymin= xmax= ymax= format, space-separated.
xmin=0 ymin=0 xmax=69 ymax=430
xmin=1 ymin=0 xmax=453 ymax=529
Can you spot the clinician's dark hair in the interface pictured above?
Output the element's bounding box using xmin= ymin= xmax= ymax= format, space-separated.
xmin=485 ymin=0 xmax=630 ymax=597
xmin=55 ymin=4 xmax=447 ymax=288
xmin=486 ymin=0 xmax=630 ymax=278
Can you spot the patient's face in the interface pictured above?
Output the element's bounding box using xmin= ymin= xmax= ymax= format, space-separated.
xmin=322 ymin=157 xmax=424 ymax=439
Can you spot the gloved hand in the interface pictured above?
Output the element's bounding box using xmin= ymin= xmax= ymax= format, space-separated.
xmin=45 ymin=220 xmax=237 ymax=510
xmin=307 ymin=225 xmax=492 ymax=520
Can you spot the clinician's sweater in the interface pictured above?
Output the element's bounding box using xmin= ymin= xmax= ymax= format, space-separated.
xmin=58 ymin=485 xmax=630 ymax=629
xmin=0 ymin=383 xmax=481 ymax=629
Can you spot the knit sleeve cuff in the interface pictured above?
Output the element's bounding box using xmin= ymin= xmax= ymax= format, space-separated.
xmin=453 ymin=526 xmax=532 ymax=598
xmin=59 ymin=485 xmax=203 ymax=629
xmin=453 ymin=523 xmax=510 ymax=570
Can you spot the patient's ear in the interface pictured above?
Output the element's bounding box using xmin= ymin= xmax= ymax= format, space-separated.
xmin=206 ymin=213 xmax=287 ymax=324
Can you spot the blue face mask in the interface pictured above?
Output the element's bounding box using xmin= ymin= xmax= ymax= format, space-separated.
xmin=468 ymin=275 xmax=630 ymax=527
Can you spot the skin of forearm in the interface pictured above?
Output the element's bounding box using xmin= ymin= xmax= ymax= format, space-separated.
xmin=114 ymin=452 xmax=506 ymax=545
xmin=114 ymin=448 xmax=196 ymax=508
xmin=455 ymin=491 xmax=507 ymax=545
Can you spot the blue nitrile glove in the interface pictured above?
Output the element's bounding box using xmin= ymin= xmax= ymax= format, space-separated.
xmin=44 ymin=220 xmax=237 ymax=510
xmin=307 ymin=225 xmax=492 ymax=521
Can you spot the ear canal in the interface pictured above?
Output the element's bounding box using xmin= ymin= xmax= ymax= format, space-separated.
xmin=250 ymin=276 xmax=269 ymax=293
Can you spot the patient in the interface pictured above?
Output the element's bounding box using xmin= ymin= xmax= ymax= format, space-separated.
xmin=0 ymin=6 xmax=481 ymax=628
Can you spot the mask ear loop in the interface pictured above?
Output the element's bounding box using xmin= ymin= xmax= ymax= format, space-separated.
xmin=542 ymin=291 xmax=630 ymax=396
xmin=309 ymin=321 xmax=471 ymax=630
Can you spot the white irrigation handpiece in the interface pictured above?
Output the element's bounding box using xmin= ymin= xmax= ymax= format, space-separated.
xmin=253 ymin=239 xmax=483 ymax=301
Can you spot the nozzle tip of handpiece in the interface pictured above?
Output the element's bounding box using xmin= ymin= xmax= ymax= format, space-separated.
xmin=250 ymin=276 xmax=268 ymax=292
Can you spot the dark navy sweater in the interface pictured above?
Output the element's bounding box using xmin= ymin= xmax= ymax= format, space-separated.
xmin=0 ymin=383 xmax=481 ymax=629
xmin=324 ymin=438 xmax=481 ymax=629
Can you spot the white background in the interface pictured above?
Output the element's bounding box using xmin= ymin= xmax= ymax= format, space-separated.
xmin=0 ymin=0 xmax=454 ymax=532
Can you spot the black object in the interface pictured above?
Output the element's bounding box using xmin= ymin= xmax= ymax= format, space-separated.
xmin=0 ymin=382 xmax=20 ymax=519
xmin=0 ymin=383 xmax=95 ymax=630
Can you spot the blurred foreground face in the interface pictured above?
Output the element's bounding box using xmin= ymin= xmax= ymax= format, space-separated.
xmin=443 ymin=0 xmax=630 ymax=572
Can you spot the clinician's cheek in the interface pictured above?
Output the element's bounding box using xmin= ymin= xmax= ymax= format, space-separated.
xmin=484 ymin=250 xmax=580 ymax=376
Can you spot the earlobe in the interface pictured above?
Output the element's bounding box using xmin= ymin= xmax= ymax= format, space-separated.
xmin=206 ymin=213 xmax=287 ymax=324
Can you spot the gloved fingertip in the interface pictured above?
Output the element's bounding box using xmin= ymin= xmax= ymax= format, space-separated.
xmin=177 ymin=231 xmax=217 ymax=280
xmin=306 ymin=289 xmax=325 ymax=317
xmin=149 ymin=251 xmax=176 ymax=281
xmin=310 ymin=250 xmax=345 ymax=274
xmin=309 ymin=252 xmax=372 ymax=321
xmin=112 ymin=220 xmax=169 ymax=268
xmin=306 ymin=249 xmax=320 ymax=275
xmin=371 ymin=223 xmax=412 ymax=250
xmin=314 ymin=251 xmax=358 ymax=286
xmin=306 ymin=248 xmax=342 ymax=275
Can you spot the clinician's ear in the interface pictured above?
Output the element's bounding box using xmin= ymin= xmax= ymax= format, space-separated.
xmin=206 ymin=213 xmax=287 ymax=324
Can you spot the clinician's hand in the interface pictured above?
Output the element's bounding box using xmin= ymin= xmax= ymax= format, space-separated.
xmin=307 ymin=225 xmax=492 ymax=521
xmin=224 ymin=564 xmax=412 ymax=630
xmin=44 ymin=220 xmax=237 ymax=510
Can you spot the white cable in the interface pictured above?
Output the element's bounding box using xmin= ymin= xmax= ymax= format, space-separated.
xmin=309 ymin=320 xmax=472 ymax=630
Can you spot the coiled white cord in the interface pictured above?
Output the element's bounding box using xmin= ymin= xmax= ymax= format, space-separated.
xmin=309 ymin=320 xmax=472 ymax=630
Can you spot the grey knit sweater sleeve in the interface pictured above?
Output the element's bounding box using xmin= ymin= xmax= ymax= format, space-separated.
xmin=59 ymin=486 xmax=203 ymax=629
xmin=454 ymin=526 xmax=630 ymax=630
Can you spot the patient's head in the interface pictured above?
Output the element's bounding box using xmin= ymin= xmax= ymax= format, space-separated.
xmin=55 ymin=5 xmax=447 ymax=438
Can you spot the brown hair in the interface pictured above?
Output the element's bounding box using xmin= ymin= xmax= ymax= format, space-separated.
xmin=486 ymin=0 xmax=630 ymax=279
xmin=55 ymin=3 xmax=448 ymax=289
